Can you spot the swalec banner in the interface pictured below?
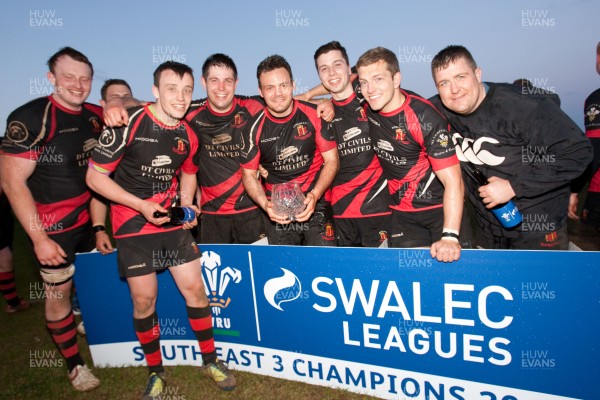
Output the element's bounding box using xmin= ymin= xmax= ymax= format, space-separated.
xmin=74 ymin=246 xmax=599 ymax=400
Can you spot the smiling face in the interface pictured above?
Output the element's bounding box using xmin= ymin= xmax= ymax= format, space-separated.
xmin=152 ymin=69 xmax=194 ymax=124
xmin=258 ymin=67 xmax=295 ymax=118
xmin=201 ymin=65 xmax=238 ymax=113
xmin=357 ymin=60 xmax=403 ymax=113
xmin=316 ymin=50 xmax=353 ymax=101
xmin=47 ymin=55 xmax=92 ymax=111
xmin=433 ymin=56 xmax=485 ymax=115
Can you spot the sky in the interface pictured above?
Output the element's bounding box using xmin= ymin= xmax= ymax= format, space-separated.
xmin=0 ymin=0 xmax=598 ymax=133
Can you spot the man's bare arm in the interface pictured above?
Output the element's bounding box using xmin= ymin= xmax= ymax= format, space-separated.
xmin=0 ymin=155 xmax=67 ymax=265
xmin=294 ymin=83 xmax=329 ymax=102
xmin=103 ymin=96 xmax=144 ymax=127
xmin=430 ymin=164 xmax=464 ymax=263
xmin=295 ymin=72 xmax=358 ymax=102
xmin=86 ymin=167 xmax=169 ymax=226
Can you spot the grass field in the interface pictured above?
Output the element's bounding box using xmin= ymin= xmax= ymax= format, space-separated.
xmin=0 ymin=224 xmax=378 ymax=400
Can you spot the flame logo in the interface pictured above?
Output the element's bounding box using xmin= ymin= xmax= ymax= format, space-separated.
xmin=263 ymin=268 xmax=301 ymax=311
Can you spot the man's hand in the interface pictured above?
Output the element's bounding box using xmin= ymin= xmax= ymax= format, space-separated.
xmin=95 ymin=231 xmax=114 ymax=255
xmin=34 ymin=236 xmax=68 ymax=266
xmin=479 ymin=177 xmax=516 ymax=208
xmin=258 ymin=164 xmax=269 ymax=179
xmin=181 ymin=205 xmax=200 ymax=230
xmin=103 ymin=98 xmax=130 ymax=127
xmin=430 ymin=239 xmax=461 ymax=263
xmin=294 ymin=192 xmax=315 ymax=222
xmin=568 ymin=192 xmax=580 ymax=220
xmin=264 ymin=200 xmax=292 ymax=225
xmin=138 ymin=201 xmax=170 ymax=226
xmin=317 ymin=99 xmax=335 ymax=122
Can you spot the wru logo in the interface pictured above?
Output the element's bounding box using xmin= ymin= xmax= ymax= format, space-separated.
xmin=201 ymin=251 xmax=242 ymax=312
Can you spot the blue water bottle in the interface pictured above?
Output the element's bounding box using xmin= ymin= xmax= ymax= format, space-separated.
xmin=463 ymin=163 xmax=522 ymax=229
xmin=153 ymin=206 xmax=196 ymax=224
xmin=490 ymin=200 xmax=522 ymax=228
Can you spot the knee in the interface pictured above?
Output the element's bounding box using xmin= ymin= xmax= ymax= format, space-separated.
xmin=44 ymin=280 xmax=71 ymax=303
xmin=131 ymin=293 xmax=157 ymax=316
xmin=182 ymin=285 xmax=208 ymax=307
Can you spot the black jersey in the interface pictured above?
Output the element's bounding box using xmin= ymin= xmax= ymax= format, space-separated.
xmin=584 ymin=88 xmax=600 ymax=193
xmin=186 ymin=96 xmax=264 ymax=214
xmin=430 ymin=82 xmax=593 ymax=236
xmin=90 ymin=105 xmax=199 ymax=238
xmin=367 ymin=90 xmax=458 ymax=212
xmin=324 ymin=92 xmax=391 ymax=218
xmin=2 ymin=96 xmax=103 ymax=234
xmin=585 ymin=88 xmax=600 ymax=138
xmin=240 ymin=100 xmax=336 ymax=197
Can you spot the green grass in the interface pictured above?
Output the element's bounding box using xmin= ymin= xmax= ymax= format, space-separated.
xmin=0 ymin=223 xmax=378 ymax=400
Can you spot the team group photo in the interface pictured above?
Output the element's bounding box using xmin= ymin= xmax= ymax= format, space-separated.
xmin=0 ymin=1 xmax=598 ymax=399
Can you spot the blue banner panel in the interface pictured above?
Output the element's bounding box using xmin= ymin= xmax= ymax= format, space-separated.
xmin=74 ymin=247 xmax=600 ymax=400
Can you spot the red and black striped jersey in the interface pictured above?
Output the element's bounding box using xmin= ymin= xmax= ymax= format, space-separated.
xmin=367 ymin=90 xmax=458 ymax=212
xmin=2 ymin=96 xmax=103 ymax=234
xmin=240 ymin=100 xmax=336 ymax=197
xmin=186 ymin=96 xmax=264 ymax=214
xmin=324 ymin=92 xmax=391 ymax=218
xmin=90 ymin=105 xmax=198 ymax=238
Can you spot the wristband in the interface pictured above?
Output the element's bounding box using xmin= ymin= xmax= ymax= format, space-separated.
xmin=93 ymin=225 xmax=106 ymax=234
xmin=441 ymin=231 xmax=459 ymax=242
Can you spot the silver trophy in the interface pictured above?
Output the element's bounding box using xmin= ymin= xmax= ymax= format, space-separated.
xmin=271 ymin=182 xmax=306 ymax=220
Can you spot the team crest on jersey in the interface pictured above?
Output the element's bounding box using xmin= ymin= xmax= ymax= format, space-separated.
xmin=544 ymin=231 xmax=558 ymax=243
xmin=322 ymin=222 xmax=335 ymax=241
xmin=357 ymin=107 xmax=368 ymax=122
xmin=379 ymin=230 xmax=388 ymax=242
xmin=587 ymin=106 xmax=599 ymax=122
xmin=172 ymin=137 xmax=188 ymax=155
xmin=437 ymin=132 xmax=449 ymax=148
xmin=6 ymin=121 xmax=29 ymax=143
xmin=231 ymin=112 xmax=247 ymax=128
xmin=293 ymin=123 xmax=312 ymax=140
xmin=395 ymin=127 xmax=409 ymax=144
xmin=582 ymin=209 xmax=589 ymax=220
xmin=89 ymin=116 xmax=102 ymax=134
